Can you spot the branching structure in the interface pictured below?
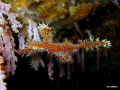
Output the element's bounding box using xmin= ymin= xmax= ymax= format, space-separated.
xmin=0 ymin=56 xmax=6 ymax=90
xmin=15 ymin=24 xmax=111 ymax=63
xmin=0 ymin=1 xmax=115 ymax=89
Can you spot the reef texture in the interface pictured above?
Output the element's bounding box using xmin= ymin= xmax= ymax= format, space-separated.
xmin=0 ymin=0 xmax=120 ymax=90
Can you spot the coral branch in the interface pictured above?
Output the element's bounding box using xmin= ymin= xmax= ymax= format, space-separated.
xmin=0 ymin=1 xmax=22 ymax=77
xmin=0 ymin=1 xmax=22 ymax=33
xmin=0 ymin=30 xmax=18 ymax=76
xmin=27 ymin=19 xmax=41 ymax=42
xmin=0 ymin=56 xmax=7 ymax=90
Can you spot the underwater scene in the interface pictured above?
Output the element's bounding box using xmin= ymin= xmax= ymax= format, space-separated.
xmin=0 ymin=0 xmax=120 ymax=90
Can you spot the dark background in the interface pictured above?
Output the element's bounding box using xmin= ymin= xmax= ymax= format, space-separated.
xmin=5 ymin=1 xmax=120 ymax=90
